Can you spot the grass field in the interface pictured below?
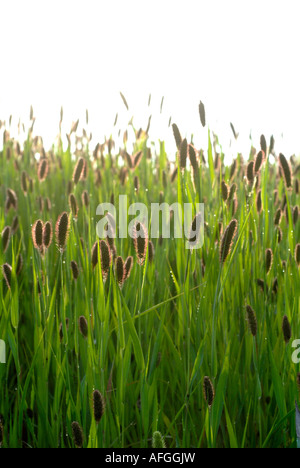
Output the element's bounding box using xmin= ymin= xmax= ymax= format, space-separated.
xmin=0 ymin=101 xmax=299 ymax=448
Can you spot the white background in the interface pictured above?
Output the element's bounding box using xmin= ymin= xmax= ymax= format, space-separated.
xmin=1 ymin=0 xmax=300 ymax=160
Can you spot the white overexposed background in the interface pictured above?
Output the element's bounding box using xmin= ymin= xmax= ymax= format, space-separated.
xmin=1 ymin=0 xmax=300 ymax=161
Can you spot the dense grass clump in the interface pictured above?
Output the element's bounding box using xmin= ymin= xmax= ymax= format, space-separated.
xmin=0 ymin=101 xmax=299 ymax=449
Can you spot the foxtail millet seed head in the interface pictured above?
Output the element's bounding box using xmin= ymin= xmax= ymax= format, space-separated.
xmin=219 ymin=219 xmax=238 ymax=264
xmin=6 ymin=188 xmax=18 ymax=210
xmin=274 ymin=208 xmax=282 ymax=226
xmin=282 ymin=315 xmax=292 ymax=344
xmin=246 ymin=305 xmax=257 ymax=337
xmin=55 ymin=212 xmax=70 ymax=251
xmin=172 ymin=123 xmax=182 ymax=150
xmin=2 ymin=226 xmax=11 ymax=253
xmin=265 ymin=248 xmax=273 ymax=274
xmin=71 ymin=421 xmax=84 ymax=448
xmin=246 ymin=160 xmax=254 ymax=185
xmin=124 ymin=256 xmax=133 ymax=281
xmin=37 ymin=158 xmax=49 ymax=181
xmin=2 ymin=263 xmax=12 ymax=289
xmin=93 ymin=390 xmax=105 ymax=424
xmin=254 ymin=150 xmax=264 ymax=173
xmin=72 ymin=157 xmax=85 ymax=184
xmin=230 ymin=159 xmax=237 ymax=180
xmin=279 ymin=153 xmax=293 ymax=189
xmin=115 ymin=256 xmax=125 ymax=287
xmin=133 ymin=222 xmax=148 ymax=266
xmin=276 ymin=227 xmax=283 ymax=244
xmin=32 ymin=220 xmax=43 ymax=250
xmin=42 ymin=221 xmax=53 ymax=249
xmin=99 ymin=240 xmax=112 ymax=280
xmin=260 ymin=134 xmax=267 ymax=155
xmin=221 ymin=181 xmax=229 ymax=201
xmin=188 ymin=144 xmax=199 ymax=172
xmin=293 ymin=205 xmax=299 ymax=226
xmin=69 ymin=193 xmax=78 ymax=217
xmin=152 ymin=431 xmax=166 ymax=449
xmin=199 ymin=101 xmax=206 ymax=127
xmin=70 ymin=260 xmax=79 ymax=280
xmin=295 ymin=243 xmax=300 ymax=266
xmin=148 ymin=241 xmax=155 ymax=263
xmin=78 ymin=315 xmax=88 ymax=338
xmin=256 ymin=189 xmax=262 ymax=214
xmin=203 ymin=376 xmax=215 ymax=407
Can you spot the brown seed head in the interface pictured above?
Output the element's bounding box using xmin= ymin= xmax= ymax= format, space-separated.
xmin=32 ymin=220 xmax=43 ymax=250
xmin=71 ymin=421 xmax=84 ymax=448
xmin=55 ymin=212 xmax=69 ymax=251
xmin=42 ymin=221 xmax=53 ymax=249
xmin=172 ymin=123 xmax=182 ymax=150
xmin=73 ymin=157 xmax=85 ymax=184
xmin=93 ymin=390 xmax=105 ymax=424
xmin=279 ymin=153 xmax=293 ymax=189
xmin=38 ymin=158 xmax=49 ymax=181
xmin=70 ymin=260 xmax=79 ymax=280
xmin=282 ymin=315 xmax=292 ymax=344
xmin=133 ymin=222 xmax=148 ymax=266
xmin=124 ymin=256 xmax=133 ymax=281
xmin=221 ymin=181 xmax=229 ymax=201
xmin=199 ymin=101 xmax=206 ymax=127
xmin=179 ymin=138 xmax=187 ymax=170
xmin=69 ymin=193 xmax=79 ymax=217
xmin=2 ymin=263 xmax=12 ymax=289
xmin=265 ymin=248 xmax=273 ymax=274
xmin=203 ymin=376 xmax=215 ymax=407
xmin=246 ymin=305 xmax=257 ymax=337
xmin=219 ymin=219 xmax=238 ymax=264
xmin=2 ymin=226 xmax=11 ymax=253
xmin=115 ymin=256 xmax=125 ymax=287
xmin=78 ymin=315 xmax=88 ymax=338
xmin=295 ymin=243 xmax=300 ymax=266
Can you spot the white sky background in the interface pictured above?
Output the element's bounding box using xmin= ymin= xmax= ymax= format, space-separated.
xmin=1 ymin=0 xmax=300 ymax=161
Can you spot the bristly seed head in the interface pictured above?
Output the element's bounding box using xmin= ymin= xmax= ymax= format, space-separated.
xmin=93 ymin=390 xmax=105 ymax=424
xmin=133 ymin=222 xmax=148 ymax=266
xmin=55 ymin=212 xmax=69 ymax=251
xmin=124 ymin=256 xmax=133 ymax=281
xmin=32 ymin=220 xmax=43 ymax=250
xmin=199 ymin=101 xmax=206 ymax=127
xmin=2 ymin=263 xmax=12 ymax=289
xmin=219 ymin=219 xmax=238 ymax=264
xmin=203 ymin=376 xmax=215 ymax=407
xmin=115 ymin=256 xmax=125 ymax=287
xmin=78 ymin=315 xmax=88 ymax=338
xmin=72 ymin=157 xmax=85 ymax=185
xmin=37 ymin=158 xmax=49 ymax=181
xmin=221 ymin=180 xmax=229 ymax=201
xmin=172 ymin=123 xmax=182 ymax=150
xmin=265 ymin=248 xmax=273 ymax=274
xmin=282 ymin=315 xmax=292 ymax=344
xmin=69 ymin=193 xmax=79 ymax=217
xmin=279 ymin=153 xmax=293 ymax=189
xmin=71 ymin=421 xmax=84 ymax=448
xmin=42 ymin=221 xmax=53 ymax=249
xmin=152 ymin=431 xmax=166 ymax=449
xmin=148 ymin=241 xmax=155 ymax=263
xmin=295 ymin=243 xmax=300 ymax=266
xmin=2 ymin=226 xmax=11 ymax=253
xmin=246 ymin=305 xmax=257 ymax=337
xmin=70 ymin=260 xmax=79 ymax=280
